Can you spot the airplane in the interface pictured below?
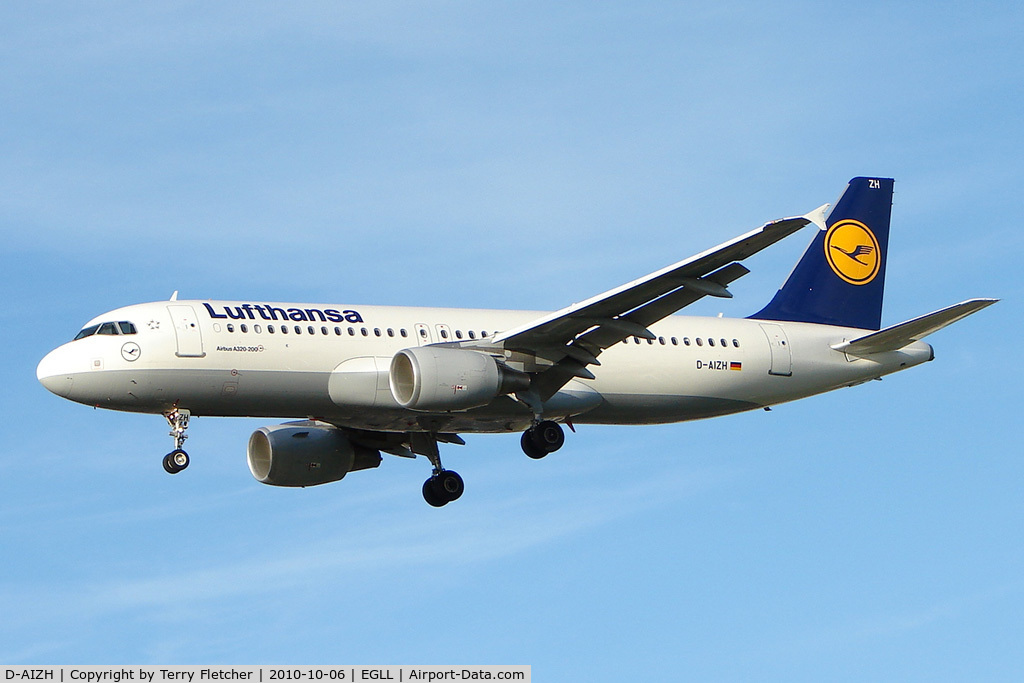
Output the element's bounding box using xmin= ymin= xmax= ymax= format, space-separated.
xmin=37 ymin=177 xmax=997 ymax=506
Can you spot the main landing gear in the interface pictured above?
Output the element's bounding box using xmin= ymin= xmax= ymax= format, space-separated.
xmin=162 ymin=408 xmax=191 ymax=474
xmin=414 ymin=420 xmax=566 ymax=506
xmin=412 ymin=433 xmax=464 ymax=508
xmin=520 ymin=420 xmax=565 ymax=459
xmin=422 ymin=470 xmax=465 ymax=508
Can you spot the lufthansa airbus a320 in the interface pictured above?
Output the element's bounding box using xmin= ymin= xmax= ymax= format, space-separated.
xmin=37 ymin=178 xmax=996 ymax=506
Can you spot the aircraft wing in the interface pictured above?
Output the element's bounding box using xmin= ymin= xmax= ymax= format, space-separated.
xmin=479 ymin=206 xmax=827 ymax=401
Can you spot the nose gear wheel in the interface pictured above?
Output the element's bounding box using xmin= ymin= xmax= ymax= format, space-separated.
xmin=163 ymin=449 xmax=190 ymax=474
xmin=162 ymin=409 xmax=191 ymax=474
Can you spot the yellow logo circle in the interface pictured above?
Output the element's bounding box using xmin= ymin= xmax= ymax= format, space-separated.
xmin=824 ymin=219 xmax=880 ymax=285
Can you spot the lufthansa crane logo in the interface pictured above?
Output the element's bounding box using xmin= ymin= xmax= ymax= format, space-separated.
xmin=824 ymin=219 xmax=880 ymax=285
xmin=121 ymin=342 xmax=141 ymax=362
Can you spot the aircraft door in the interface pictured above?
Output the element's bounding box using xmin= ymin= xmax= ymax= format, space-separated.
xmin=759 ymin=323 xmax=792 ymax=376
xmin=168 ymin=305 xmax=206 ymax=358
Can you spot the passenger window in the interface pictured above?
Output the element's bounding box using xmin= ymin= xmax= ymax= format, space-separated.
xmin=696 ymin=338 xmax=703 ymax=347
xmin=420 ymin=329 xmax=428 ymax=338
xmin=709 ymin=338 xmax=715 ymax=347
xmin=455 ymin=330 xmax=463 ymax=340
xmin=294 ymin=326 xmax=301 ymax=334
xmin=440 ymin=329 xmax=449 ymax=339
xmin=307 ymin=326 xmax=315 ymax=335
xmin=240 ymin=324 xmax=248 ymax=333
xmin=227 ymin=324 xmax=235 ymax=333
xmin=374 ymin=328 xmax=382 ymax=337
xmin=254 ymin=325 xmax=262 ymax=333
xmin=319 ymin=326 xmax=327 ymax=335
xmin=732 ymin=339 xmax=740 ymax=348
xmin=334 ymin=327 xmax=341 ymax=335
xmin=647 ymin=338 xmax=653 ymax=345
xmin=658 ymin=337 xmax=665 ymax=345
xmin=281 ymin=326 xmax=288 ymax=334
xmin=387 ymin=329 xmax=395 ymax=337
xmin=721 ymin=339 xmax=727 ymax=347
xmin=671 ymin=337 xmax=678 ymax=346
xmin=683 ymin=337 xmax=690 ymax=346
xmin=361 ymin=328 xmax=368 ymax=336
xmin=268 ymin=325 xmax=275 ymax=334
xmin=348 ymin=327 xmax=355 ymax=336
xmin=401 ymin=329 xmax=408 ymax=338
xmin=468 ymin=331 xmax=476 ymax=340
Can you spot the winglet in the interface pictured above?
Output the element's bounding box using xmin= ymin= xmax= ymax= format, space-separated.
xmin=804 ymin=203 xmax=829 ymax=231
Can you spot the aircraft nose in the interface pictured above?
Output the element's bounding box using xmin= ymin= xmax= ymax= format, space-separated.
xmin=37 ymin=347 xmax=75 ymax=398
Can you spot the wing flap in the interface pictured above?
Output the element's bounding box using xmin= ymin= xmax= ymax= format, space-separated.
xmin=833 ymin=298 xmax=998 ymax=356
xmin=566 ymin=262 xmax=750 ymax=353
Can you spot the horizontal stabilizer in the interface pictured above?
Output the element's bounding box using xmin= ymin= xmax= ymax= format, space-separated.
xmin=832 ymin=298 xmax=998 ymax=356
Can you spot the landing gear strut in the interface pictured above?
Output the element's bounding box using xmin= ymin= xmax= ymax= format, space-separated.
xmin=163 ymin=408 xmax=191 ymax=474
xmin=412 ymin=433 xmax=464 ymax=507
xmin=521 ymin=420 xmax=565 ymax=459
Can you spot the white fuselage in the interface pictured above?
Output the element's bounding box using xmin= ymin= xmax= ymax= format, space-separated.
xmin=37 ymin=299 xmax=934 ymax=434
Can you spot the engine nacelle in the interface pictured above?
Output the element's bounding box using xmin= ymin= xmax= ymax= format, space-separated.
xmin=247 ymin=422 xmax=382 ymax=487
xmin=389 ymin=346 xmax=530 ymax=412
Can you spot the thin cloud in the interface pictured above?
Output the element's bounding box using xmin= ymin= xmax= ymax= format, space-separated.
xmin=0 ymin=461 xmax=739 ymax=651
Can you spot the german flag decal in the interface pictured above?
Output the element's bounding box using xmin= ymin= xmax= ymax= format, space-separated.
xmin=730 ymin=361 xmax=742 ymax=371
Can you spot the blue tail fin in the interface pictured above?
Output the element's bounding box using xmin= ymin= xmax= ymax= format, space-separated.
xmin=750 ymin=177 xmax=894 ymax=330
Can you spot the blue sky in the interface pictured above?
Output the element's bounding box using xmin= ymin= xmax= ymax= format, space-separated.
xmin=1 ymin=1 xmax=1020 ymax=678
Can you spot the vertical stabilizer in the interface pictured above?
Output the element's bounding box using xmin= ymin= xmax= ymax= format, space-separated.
xmin=750 ymin=177 xmax=894 ymax=330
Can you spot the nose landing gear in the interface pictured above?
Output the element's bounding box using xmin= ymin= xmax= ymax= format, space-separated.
xmin=163 ymin=408 xmax=191 ymax=474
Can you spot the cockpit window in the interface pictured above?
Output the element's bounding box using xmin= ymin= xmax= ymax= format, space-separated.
xmin=73 ymin=321 xmax=138 ymax=341
xmin=74 ymin=324 xmax=101 ymax=341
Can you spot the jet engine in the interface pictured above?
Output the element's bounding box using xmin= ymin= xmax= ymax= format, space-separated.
xmin=247 ymin=422 xmax=381 ymax=487
xmin=389 ymin=346 xmax=530 ymax=412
